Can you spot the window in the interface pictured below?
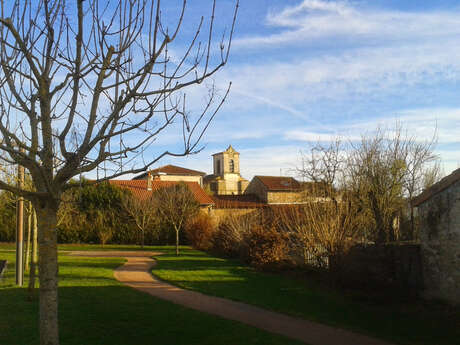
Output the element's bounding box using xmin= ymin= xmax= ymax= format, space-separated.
xmin=216 ymin=160 xmax=221 ymax=175
xmin=229 ymin=159 xmax=234 ymax=173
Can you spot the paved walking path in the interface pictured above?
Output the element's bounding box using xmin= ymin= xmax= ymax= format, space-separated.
xmin=69 ymin=250 xmax=394 ymax=345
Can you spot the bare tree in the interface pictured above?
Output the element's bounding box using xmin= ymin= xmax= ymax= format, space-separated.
xmin=28 ymin=207 xmax=38 ymax=300
xmin=122 ymin=192 xmax=157 ymax=248
xmin=403 ymin=135 xmax=438 ymax=239
xmin=347 ymin=127 xmax=409 ymax=243
xmin=277 ymin=201 xmax=362 ymax=269
xmin=25 ymin=201 xmax=32 ymax=271
xmin=298 ymin=125 xmax=438 ymax=244
xmin=152 ymin=182 xmax=199 ymax=255
xmin=298 ymin=137 xmax=344 ymax=196
xmin=346 ymin=125 xmax=438 ymax=242
xmin=0 ymin=1 xmax=238 ymax=344
xmin=421 ymin=160 xmax=443 ymax=191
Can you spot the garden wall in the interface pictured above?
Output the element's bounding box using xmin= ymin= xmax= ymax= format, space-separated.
xmin=332 ymin=243 xmax=423 ymax=295
xmin=211 ymin=208 xmax=258 ymax=223
xmin=416 ymin=170 xmax=460 ymax=304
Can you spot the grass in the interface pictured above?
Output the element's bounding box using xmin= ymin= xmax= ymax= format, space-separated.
xmin=152 ymin=247 xmax=460 ymax=345
xmin=0 ymin=244 xmax=305 ymax=345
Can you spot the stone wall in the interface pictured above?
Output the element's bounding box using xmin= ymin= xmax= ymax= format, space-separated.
xmin=266 ymin=191 xmax=304 ymax=204
xmin=332 ymin=244 xmax=423 ymax=295
xmin=244 ymin=178 xmax=268 ymax=202
xmin=417 ymin=178 xmax=460 ymax=304
xmin=210 ymin=208 xmax=258 ymax=223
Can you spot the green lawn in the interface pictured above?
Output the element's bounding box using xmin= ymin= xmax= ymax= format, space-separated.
xmin=0 ymin=245 xmax=305 ymax=345
xmin=152 ymin=247 xmax=460 ymax=345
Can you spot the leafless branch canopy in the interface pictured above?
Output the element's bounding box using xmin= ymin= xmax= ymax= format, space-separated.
xmin=0 ymin=0 xmax=238 ymax=201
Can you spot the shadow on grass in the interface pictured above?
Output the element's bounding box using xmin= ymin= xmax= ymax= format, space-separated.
xmin=0 ymin=285 xmax=304 ymax=345
xmin=152 ymin=254 xmax=460 ymax=345
xmin=58 ymin=261 xmax=122 ymax=270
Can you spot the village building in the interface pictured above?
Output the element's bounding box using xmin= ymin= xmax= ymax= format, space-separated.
xmin=244 ymin=175 xmax=304 ymax=204
xmin=413 ymin=168 xmax=460 ymax=305
xmin=123 ymin=146 xmax=326 ymax=216
xmin=110 ymin=179 xmax=214 ymax=211
xmin=132 ymin=164 xmax=206 ymax=187
xmin=203 ymin=145 xmax=249 ymax=195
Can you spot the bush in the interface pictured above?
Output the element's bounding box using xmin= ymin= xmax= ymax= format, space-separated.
xmin=245 ymin=224 xmax=290 ymax=269
xmin=0 ymin=192 xmax=16 ymax=242
xmin=185 ymin=213 xmax=216 ymax=250
xmin=211 ymin=212 xmax=258 ymax=259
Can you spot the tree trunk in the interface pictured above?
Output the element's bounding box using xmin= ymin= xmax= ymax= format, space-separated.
xmin=36 ymin=203 xmax=60 ymax=345
xmin=25 ymin=202 xmax=32 ymax=272
xmin=141 ymin=230 xmax=144 ymax=249
xmin=409 ymin=205 xmax=415 ymax=241
xmin=369 ymin=191 xmax=386 ymax=244
xmin=28 ymin=208 xmax=38 ymax=300
xmin=175 ymin=227 xmax=179 ymax=256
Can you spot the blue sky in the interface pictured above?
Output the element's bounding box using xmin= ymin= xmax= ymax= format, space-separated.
xmin=120 ymin=0 xmax=460 ymax=180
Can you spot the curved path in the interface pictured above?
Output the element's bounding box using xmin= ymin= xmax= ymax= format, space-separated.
xmin=69 ymin=251 xmax=394 ymax=345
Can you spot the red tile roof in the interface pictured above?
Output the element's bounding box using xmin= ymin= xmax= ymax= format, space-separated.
xmin=109 ymin=180 xmax=151 ymax=200
xmin=109 ymin=179 xmax=214 ymax=205
xmin=412 ymin=168 xmax=460 ymax=206
xmin=212 ymin=194 xmax=265 ymax=209
xmin=133 ymin=165 xmax=206 ymax=179
xmin=255 ymin=176 xmax=301 ymax=191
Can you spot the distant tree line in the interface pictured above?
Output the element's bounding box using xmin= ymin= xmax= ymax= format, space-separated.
xmin=0 ymin=181 xmax=199 ymax=250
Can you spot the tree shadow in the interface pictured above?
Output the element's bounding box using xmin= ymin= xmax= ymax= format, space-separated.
xmin=0 ymin=285 xmax=304 ymax=345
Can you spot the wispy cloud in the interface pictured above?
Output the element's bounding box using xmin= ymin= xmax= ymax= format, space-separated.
xmin=224 ymin=42 xmax=460 ymax=107
xmin=226 ymin=1 xmax=460 ymax=107
xmin=284 ymin=106 xmax=459 ymax=144
xmin=235 ymin=0 xmax=460 ymax=48
xmin=239 ymin=146 xmax=301 ymax=179
xmin=110 ymin=1 xmax=460 ymax=181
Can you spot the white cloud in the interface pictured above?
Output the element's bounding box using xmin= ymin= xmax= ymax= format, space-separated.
xmin=343 ymin=107 xmax=460 ymax=144
xmin=235 ymin=1 xmax=460 ymax=48
xmin=222 ymin=1 xmax=460 ymax=109
xmin=284 ymin=106 xmax=459 ymax=144
xmin=284 ymin=130 xmax=360 ymax=142
xmin=224 ymin=40 xmax=460 ymax=107
xmin=239 ymin=146 xmax=301 ymax=180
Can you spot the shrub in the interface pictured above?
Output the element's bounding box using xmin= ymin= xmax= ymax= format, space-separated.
xmin=0 ymin=191 xmax=16 ymax=242
xmin=245 ymin=224 xmax=290 ymax=269
xmin=211 ymin=211 xmax=259 ymax=259
xmin=275 ymin=202 xmax=361 ymax=270
xmin=185 ymin=213 xmax=216 ymax=251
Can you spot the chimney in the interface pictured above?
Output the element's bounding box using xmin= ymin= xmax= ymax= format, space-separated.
xmin=147 ymin=172 xmax=152 ymax=191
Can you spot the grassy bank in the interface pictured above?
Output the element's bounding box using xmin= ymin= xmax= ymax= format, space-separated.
xmin=0 ymin=244 xmax=304 ymax=345
xmin=152 ymin=247 xmax=459 ymax=345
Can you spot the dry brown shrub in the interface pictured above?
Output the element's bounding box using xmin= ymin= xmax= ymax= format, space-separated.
xmin=275 ymin=201 xmax=362 ymax=269
xmin=246 ymin=224 xmax=290 ymax=269
xmin=212 ymin=210 xmax=261 ymax=258
xmin=185 ymin=213 xmax=216 ymax=251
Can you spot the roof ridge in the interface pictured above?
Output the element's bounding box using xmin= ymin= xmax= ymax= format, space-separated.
xmin=413 ymin=168 xmax=460 ymax=206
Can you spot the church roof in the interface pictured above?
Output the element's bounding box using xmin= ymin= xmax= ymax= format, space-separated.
xmin=109 ymin=179 xmax=214 ymax=205
xmin=212 ymin=144 xmax=239 ymax=156
xmin=132 ymin=164 xmax=206 ymax=179
xmin=254 ymin=176 xmax=301 ymax=191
